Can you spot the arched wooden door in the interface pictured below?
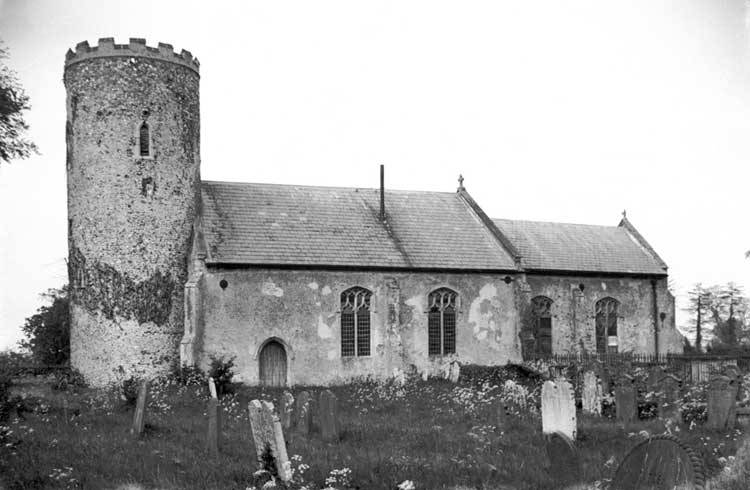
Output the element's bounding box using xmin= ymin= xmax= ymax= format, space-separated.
xmin=259 ymin=340 xmax=287 ymax=387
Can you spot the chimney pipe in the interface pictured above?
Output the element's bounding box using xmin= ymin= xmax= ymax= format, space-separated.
xmin=380 ymin=164 xmax=385 ymax=221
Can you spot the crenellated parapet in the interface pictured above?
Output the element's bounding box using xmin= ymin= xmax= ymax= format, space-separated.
xmin=64 ymin=37 xmax=200 ymax=74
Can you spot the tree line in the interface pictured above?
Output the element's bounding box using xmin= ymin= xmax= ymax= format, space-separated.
xmin=683 ymin=282 xmax=749 ymax=354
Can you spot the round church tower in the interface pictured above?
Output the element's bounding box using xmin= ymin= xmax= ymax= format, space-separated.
xmin=64 ymin=38 xmax=200 ymax=385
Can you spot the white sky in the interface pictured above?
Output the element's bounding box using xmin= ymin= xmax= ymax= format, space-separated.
xmin=1 ymin=0 xmax=749 ymax=350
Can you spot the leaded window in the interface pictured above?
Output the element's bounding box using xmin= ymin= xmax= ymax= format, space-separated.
xmin=341 ymin=287 xmax=371 ymax=357
xmin=531 ymin=296 xmax=553 ymax=356
xmin=428 ymin=288 xmax=457 ymax=356
xmin=595 ymin=297 xmax=619 ymax=354
xmin=139 ymin=122 xmax=150 ymax=157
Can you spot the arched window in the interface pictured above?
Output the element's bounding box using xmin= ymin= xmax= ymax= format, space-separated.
xmin=596 ymin=297 xmax=619 ymax=354
xmin=341 ymin=287 xmax=371 ymax=357
xmin=531 ymin=296 xmax=553 ymax=356
xmin=428 ymin=288 xmax=457 ymax=356
xmin=139 ymin=122 xmax=150 ymax=157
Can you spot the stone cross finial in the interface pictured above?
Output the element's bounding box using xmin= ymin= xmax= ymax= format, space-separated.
xmin=458 ymin=174 xmax=465 ymax=190
xmin=622 ymin=209 xmax=627 ymax=219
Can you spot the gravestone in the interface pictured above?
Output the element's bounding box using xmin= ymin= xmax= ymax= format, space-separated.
xmin=206 ymin=377 xmax=220 ymax=456
xmin=319 ymin=389 xmax=340 ymax=441
xmin=582 ymin=371 xmax=602 ymax=416
xmin=294 ymin=391 xmax=313 ymax=435
xmin=707 ymin=375 xmax=737 ymax=430
xmin=130 ymin=379 xmax=149 ymax=437
xmin=611 ymin=435 xmax=705 ymax=489
xmin=443 ymin=361 xmax=460 ymax=383
xmin=647 ymin=366 xmax=664 ymax=393
xmin=541 ymin=378 xmax=576 ymax=440
xmin=594 ymin=362 xmax=611 ymax=395
xmin=545 ymin=431 xmax=582 ymax=486
xmin=248 ymin=400 xmax=291 ymax=482
xmin=280 ymin=391 xmax=294 ymax=432
xmin=657 ymin=374 xmax=682 ymax=422
xmin=615 ymin=375 xmax=637 ymax=425
xmin=393 ymin=367 xmax=407 ymax=386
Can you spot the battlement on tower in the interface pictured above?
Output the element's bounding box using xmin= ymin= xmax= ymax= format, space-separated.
xmin=65 ymin=38 xmax=200 ymax=74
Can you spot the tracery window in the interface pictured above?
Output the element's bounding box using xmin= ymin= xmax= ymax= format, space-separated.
xmin=531 ymin=296 xmax=553 ymax=356
xmin=139 ymin=122 xmax=150 ymax=157
xmin=595 ymin=297 xmax=619 ymax=354
xmin=341 ymin=287 xmax=371 ymax=357
xmin=428 ymin=288 xmax=457 ymax=356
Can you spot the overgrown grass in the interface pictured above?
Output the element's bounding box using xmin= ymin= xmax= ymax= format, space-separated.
xmin=0 ymin=373 xmax=747 ymax=489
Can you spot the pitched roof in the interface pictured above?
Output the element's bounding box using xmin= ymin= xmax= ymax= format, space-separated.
xmin=492 ymin=218 xmax=667 ymax=275
xmin=200 ymin=181 xmax=517 ymax=270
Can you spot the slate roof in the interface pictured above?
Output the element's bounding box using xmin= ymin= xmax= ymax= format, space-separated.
xmin=200 ymin=181 xmax=517 ymax=270
xmin=492 ymin=218 xmax=667 ymax=275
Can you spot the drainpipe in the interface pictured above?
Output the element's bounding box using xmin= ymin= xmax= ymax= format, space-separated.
xmin=651 ymin=279 xmax=659 ymax=357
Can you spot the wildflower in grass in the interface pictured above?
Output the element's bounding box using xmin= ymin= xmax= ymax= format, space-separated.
xmin=325 ymin=467 xmax=353 ymax=488
xmin=398 ymin=480 xmax=416 ymax=490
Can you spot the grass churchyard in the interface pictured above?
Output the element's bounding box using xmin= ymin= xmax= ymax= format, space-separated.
xmin=2 ymin=362 xmax=750 ymax=489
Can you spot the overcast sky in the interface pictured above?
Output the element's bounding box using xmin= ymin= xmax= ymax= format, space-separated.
xmin=1 ymin=0 xmax=749 ymax=350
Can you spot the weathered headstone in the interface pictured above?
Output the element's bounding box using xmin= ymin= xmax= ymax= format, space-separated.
xmin=393 ymin=367 xmax=407 ymax=386
xmin=582 ymin=371 xmax=602 ymax=416
xmin=318 ymin=389 xmax=340 ymax=442
xmin=646 ymin=366 xmax=664 ymax=393
xmin=657 ymin=374 xmax=682 ymax=422
xmin=130 ymin=379 xmax=149 ymax=437
xmin=707 ymin=375 xmax=737 ymax=430
xmin=206 ymin=377 xmax=220 ymax=456
xmin=541 ymin=378 xmax=576 ymax=440
xmin=545 ymin=431 xmax=582 ymax=486
xmin=248 ymin=400 xmax=291 ymax=481
xmin=280 ymin=391 xmax=294 ymax=432
xmin=294 ymin=390 xmax=313 ymax=435
xmin=611 ymin=435 xmax=705 ymax=489
xmin=615 ymin=375 xmax=637 ymax=425
xmin=443 ymin=361 xmax=460 ymax=383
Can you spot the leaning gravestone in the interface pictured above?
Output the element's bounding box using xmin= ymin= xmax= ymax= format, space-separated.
xmin=615 ymin=375 xmax=637 ymax=425
xmin=611 ymin=434 xmax=706 ymax=489
xmin=319 ymin=389 xmax=340 ymax=442
xmin=541 ymin=378 xmax=576 ymax=440
xmin=647 ymin=366 xmax=665 ymax=393
xmin=206 ymin=377 xmax=221 ymax=456
xmin=582 ymin=371 xmax=602 ymax=416
xmin=280 ymin=391 xmax=295 ymax=432
xmin=248 ymin=400 xmax=291 ymax=482
xmin=707 ymin=375 xmax=737 ymax=430
xmin=130 ymin=379 xmax=149 ymax=437
xmin=545 ymin=431 xmax=582 ymax=486
xmin=294 ymin=391 xmax=313 ymax=436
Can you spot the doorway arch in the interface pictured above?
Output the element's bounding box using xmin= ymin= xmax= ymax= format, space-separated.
xmin=258 ymin=339 xmax=288 ymax=387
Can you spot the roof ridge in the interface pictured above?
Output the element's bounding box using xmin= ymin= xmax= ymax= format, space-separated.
xmin=200 ymin=179 xmax=457 ymax=195
xmin=493 ymin=217 xmax=622 ymax=229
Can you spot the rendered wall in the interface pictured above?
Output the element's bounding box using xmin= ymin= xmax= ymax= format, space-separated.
xmin=520 ymin=274 xmax=682 ymax=355
xmin=195 ymin=268 xmax=522 ymax=385
xmin=65 ymin=39 xmax=200 ymax=385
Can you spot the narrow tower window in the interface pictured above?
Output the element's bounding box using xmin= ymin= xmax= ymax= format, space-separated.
xmin=428 ymin=288 xmax=458 ymax=356
xmin=139 ymin=122 xmax=150 ymax=157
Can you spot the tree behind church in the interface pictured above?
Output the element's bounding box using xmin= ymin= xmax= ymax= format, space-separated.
xmin=19 ymin=286 xmax=70 ymax=365
xmin=0 ymin=40 xmax=38 ymax=164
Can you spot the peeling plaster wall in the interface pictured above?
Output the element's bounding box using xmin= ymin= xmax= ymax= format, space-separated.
xmin=197 ymin=269 xmax=521 ymax=385
xmin=65 ymin=52 xmax=200 ymax=385
xmin=521 ymin=275 xmax=682 ymax=355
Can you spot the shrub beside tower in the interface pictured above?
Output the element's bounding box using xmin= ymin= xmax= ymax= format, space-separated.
xmin=64 ymin=38 xmax=201 ymax=386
